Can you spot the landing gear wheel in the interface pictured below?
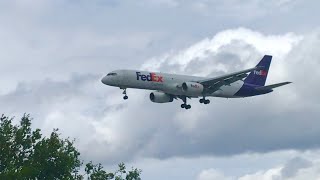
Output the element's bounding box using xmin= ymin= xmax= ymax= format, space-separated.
xmin=204 ymin=99 xmax=210 ymax=104
xmin=199 ymin=99 xmax=204 ymax=103
xmin=180 ymin=96 xmax=191 ymax=109
xmin=122 ymin=88 xmax=128 ymax=100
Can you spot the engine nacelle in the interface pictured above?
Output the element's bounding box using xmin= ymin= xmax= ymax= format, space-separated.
xmin=150 ymin=91 xmax=174 ymax=103
xmin=182 ymin=82 xmax=204 ymax=96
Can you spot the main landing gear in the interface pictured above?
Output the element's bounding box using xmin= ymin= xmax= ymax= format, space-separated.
xmin=122 ymin=88 xmax=128 ymax=100
xmin=199 ymin=97 xmax=210 ymax=104
xmin=180 ymin=96 xmax=191 ymax=110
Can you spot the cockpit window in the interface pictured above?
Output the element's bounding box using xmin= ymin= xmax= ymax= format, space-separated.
xmin=107 ymin=73 xmax=117 ymax=76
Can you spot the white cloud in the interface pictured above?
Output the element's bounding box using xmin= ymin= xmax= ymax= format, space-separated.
xmin=197 ymin=169 xmax=233 ymax=180
xmin=238 ymin=157 xmax=320 ymax=180
xmin=2 ymin=28 xmax=320 ymax=165
xmin=142 ymin=28 xmax=302 ymax=76
xmin=130 ymin=150 xmax=320 ymax=180
xmin=1 ymin=1 xmax=320 ymax=179
xmin=195 ymin=154 xmax=320 ymax=180
xmin=238 ymin=167 xmax=282 ymax=180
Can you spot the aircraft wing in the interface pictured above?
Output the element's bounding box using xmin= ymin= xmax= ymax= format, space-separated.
xmin=197 ymin=66 xmax=261 ymax=94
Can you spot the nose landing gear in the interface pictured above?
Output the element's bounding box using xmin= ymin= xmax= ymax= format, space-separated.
xmin=122 ymin=88 xmax=128 ymax=100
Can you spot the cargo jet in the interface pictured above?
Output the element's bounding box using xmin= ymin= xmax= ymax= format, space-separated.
xmin=101 ymin=55 xmax=291 ymax=109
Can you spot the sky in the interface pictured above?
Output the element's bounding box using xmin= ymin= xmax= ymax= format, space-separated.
xmin=1 ymin=0 xmax=320 ymax=179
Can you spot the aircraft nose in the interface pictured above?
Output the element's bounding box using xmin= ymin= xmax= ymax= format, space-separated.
xmin=101 ymin=76 xmax=109 ymax=85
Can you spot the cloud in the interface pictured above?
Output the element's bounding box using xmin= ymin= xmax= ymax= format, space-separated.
xmin=142 ymin=28 xmax=301 ymax=75
xmin=281 ymin=157 xmax=312 ymax=178
xmin=238 ymin=167 xmax=282 ymax=180
xmin=2 ymin=27 xmax=320 ymax=165
xmin=146 ymin=0 xmax=179 ymax=7
xmin=0 ymin=4 xmax=157 ymax=94
xmin=238 ymin=157 xmax=318 ymax=180
xmin=196 ymin=156 xmax=319 ymax=180
xmin=197 ymin=169 xmax=233 ymax=180
xmin=1 ymin=1 xmax=320 ymax=179
xmin=131 ymin=150 xmax=320 ymax=180
xmin=137 ymin=28 xmax=320 ymax=159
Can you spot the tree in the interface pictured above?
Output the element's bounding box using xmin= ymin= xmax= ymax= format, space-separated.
xmin=0 ymin=114 xmax=142 ymax=180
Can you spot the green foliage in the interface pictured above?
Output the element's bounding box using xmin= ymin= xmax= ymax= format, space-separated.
xmin=84 ymin=161 xmax=142 ymax=180
xmin=85 ymin=161 xmax=114 ymax=179
xmin=113 ymin=163 xmax=142 ymax=180
xmin=0 ymin=114 xmax=142 ymax=180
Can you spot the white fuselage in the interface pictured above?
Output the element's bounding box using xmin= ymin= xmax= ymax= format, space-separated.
xmin=102 ymin=70 xmax=244 ymax=98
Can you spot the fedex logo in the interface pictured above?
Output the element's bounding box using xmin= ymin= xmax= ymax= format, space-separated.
xmin=254 ymin=70 xmax=267 ymax=76
xmin=136 ymin=72 xmax=164 ymax=82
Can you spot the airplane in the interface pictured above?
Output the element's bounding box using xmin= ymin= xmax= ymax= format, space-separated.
xmin=101 ymin=55 xmax=291 ymax=109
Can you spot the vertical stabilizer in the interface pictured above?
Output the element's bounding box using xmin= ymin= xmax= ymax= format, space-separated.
xmin=244 ymin=55 xmax=272 ymax=86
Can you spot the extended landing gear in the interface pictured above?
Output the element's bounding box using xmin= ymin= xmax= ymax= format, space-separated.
xmin=122 ymin=88 xmax=128 ymax=100
xmin=181 ymin=104 xmax=191 ymax=109
xmin=180 ymin=96 xmax=191 ymax=110
xmin=199 ymin=97 xmax=210 ymax=104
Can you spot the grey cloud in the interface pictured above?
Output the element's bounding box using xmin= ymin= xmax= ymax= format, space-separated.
xmin=183 ymin=41 xmax=261 ymax=77
xmin=281 ymin=157 xmax=312 ymax=178
xmin=1 ymin=1 xmax=320 ymax=177
xmin=0 ymin=0 xmax=317 ymax=93
xmin=195 ymin=155 xmax=317 ymax=180
xmin=2 ymin=26 xmax=320 ymax=168
xmin=0 ymin=73 xmax=114 ymax=148
xmin=0 ymin=73 xmax=95 ymax=115
xmin=0 ymin=8 xmax=159 ymax=93
xmin=3 ymin=28 xmax=320 ymax=165
xmin=134 ymin=29 xmax=320 ymax=160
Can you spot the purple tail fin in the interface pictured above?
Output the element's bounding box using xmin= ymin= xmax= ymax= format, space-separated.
xmin=244 ymin=55 xmax=272 ymax=86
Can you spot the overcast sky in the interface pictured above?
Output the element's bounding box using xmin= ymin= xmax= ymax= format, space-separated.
xmin=1 ymin=0 xmax=320 ymax=179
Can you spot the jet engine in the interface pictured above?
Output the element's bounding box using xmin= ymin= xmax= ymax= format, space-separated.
xmin=150 ymin=91 xmax=174 ymax=103
xmin=181 ymin=82 xmax=204 ymax=96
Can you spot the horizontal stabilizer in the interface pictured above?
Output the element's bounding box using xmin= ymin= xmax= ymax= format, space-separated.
xmin=255 ymin=82 xmax=292 ymax=91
